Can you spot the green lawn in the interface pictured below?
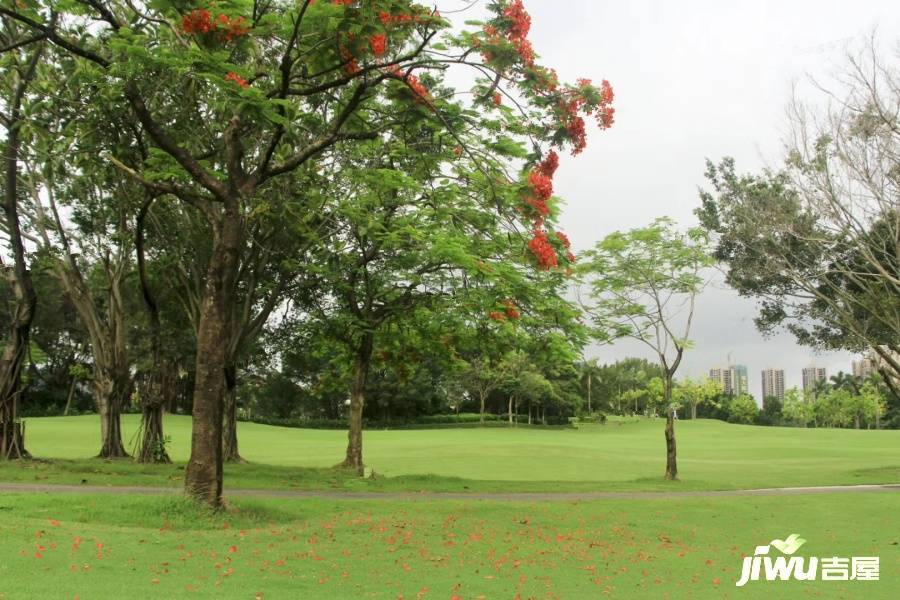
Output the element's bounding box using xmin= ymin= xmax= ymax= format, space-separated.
xmin=0 ymin=491 xmax=896 ymax=599
xmin=3 ymin=414 xmax=899 ymax=492
xmin=2 ymin=415 xmax=899 ymax=598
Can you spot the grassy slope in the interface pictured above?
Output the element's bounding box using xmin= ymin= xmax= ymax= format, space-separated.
xmin=2 ymin=414 xmax=899 ymax=492
xmin=0 ymin=492 xmax=896 ymax=599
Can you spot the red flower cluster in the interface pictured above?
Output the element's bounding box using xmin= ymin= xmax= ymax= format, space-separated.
xmin=528 ymin=230 xmax=558 ymax=270
xmin=369 ymin=34 xmax=387 ymax=57
xmin=340 ymin=45 xmax=360 ymax=75
xmin=391 ymin=68 xmax=432 ymax=106
xmin=554 ymin=231 xmax=571 ymax=249
xmin=224 ymin=71 xmax=249 ymax=89
xmin=480 ymin=0 xmax=536 ymax=67
xmin=488 ymin=300 xmax=521 ymax=322
xmin=182 ymin=9 xmax=249 ymax=41
xmin=379 ymin=11 xmax=414 ymax=25
xmin=528 ymin=170 xmax=553 ymax=201
xmin=493 ymin=92 xmax=502 ymax=106
xmin=181 ymin=9 xmax=213 ymax=34
xmin=557 ymin=78 xmax=615 ymax=154
xmin=538 ymin=150 xmax=559 ymax=178
xmin=503 ymin=0 xmax=531 ymax=39
xmin=502 ymin=299 xmax=520 ymax=320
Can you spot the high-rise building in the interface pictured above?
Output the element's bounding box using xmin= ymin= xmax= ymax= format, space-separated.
xmin=761 ymin=368 xmax=785 ymax=401
xmin=851 ymin=357 xmax=876 ymax=379
xmin=710 ymin=364 xmax=749 ymax=396
xmin=802 ymin=366 xmax=827 ymax=393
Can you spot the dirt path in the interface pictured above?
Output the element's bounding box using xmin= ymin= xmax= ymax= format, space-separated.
xmin=0 ymin=482 xmax=898 ymax=501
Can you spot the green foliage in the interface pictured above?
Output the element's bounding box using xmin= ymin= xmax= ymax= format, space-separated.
xmin=727 ymin=394 xmax=758 ymax=424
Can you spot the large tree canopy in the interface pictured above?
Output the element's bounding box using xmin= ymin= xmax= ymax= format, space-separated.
xmin=0 ymin=0 xmax=616 ymax=506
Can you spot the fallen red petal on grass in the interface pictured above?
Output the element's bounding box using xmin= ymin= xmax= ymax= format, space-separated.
xmin=228 ymin=546 xmax=238 ymax=553
xmin=49 ymin=519 xmax=61 ymax=527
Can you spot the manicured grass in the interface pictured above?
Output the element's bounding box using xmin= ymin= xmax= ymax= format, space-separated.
xmin=3 ymin=414 xmax=899 ymax=492
xmin=0 ymin=491 xmax=896 ymax=598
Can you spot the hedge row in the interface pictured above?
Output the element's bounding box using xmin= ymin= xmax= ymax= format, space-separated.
xmin=242 ymin=412 xmax=574 ymax=430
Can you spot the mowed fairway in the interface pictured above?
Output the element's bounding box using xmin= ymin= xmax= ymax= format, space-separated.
xmin=4 ymin=414 xmax=900 ymax=491
xmin=0 ymin=492 xmax=897 ymax=599
xmin=2 ymin=417 xmax=899 ymax=598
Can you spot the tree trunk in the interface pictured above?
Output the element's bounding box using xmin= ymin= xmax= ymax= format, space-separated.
xmin=691 ymin=402 xmax=697 ymax=420
xmin=0 ymin=47 xmax=41 ymax=460
xmin=508 ymin=396 xmax=513 ymax=425
xmin=222 ymin=363 xmax=242 ymax=463
xmin=479 ymin=390 xmax=486 ymax=424
xmin=663 ymin=375 xmax=678 ymax=480
xmin=94 ymin=371 xmax=129 ymax=458
xmin=0 ymin=263 xmax=35 ymax=460
xmin=63 ymin=378 xmax=76 ymax=416
xmin=664 ymin=410 xmax=677 ymax=480
xmin=528 ymin=401 xmax=532 ymax=425
xmin=587 ymin=375 xmax=591 ymax=413
xmin=135 ymin=195 xmax=171 ymax=465
xmin=342 ymin=332 xmax=374 ymax=475
xmin=136 ymin=361 xmax=174 ymax=464
xmin=138 ymin=401 xmax=169 ymax=463
xmin=855 ymin=413 xmax=860 ymax=430
xmin=185 ymin=207 xmax=241 ymax=508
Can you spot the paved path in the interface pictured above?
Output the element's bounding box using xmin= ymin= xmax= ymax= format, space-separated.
xmin=0 ymin=482 xmax=898 ymax=502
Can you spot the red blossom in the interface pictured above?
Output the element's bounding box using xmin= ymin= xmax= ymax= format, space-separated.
xmin=526 ymin=196 xmax=549 ymax=217
xmin=369 ymin=34 xmax=387 ymax=57
xmin=488 ymin=311 xmax=507 ymax=322
xmin=181 ymin=9 xmax=213 ymax=34
xmin=538 ymin=150 xmax=559 ymax=178
xmin=181 ymin=8 xmax=248 ymax=41
xmin=528 ymin=230 xmax=558 ymax=269
xmin=224 ymin=71 xmax=249 ymax=88
xmin=493 ymin=92 xmax=502 ymax=106
xmin=503 ymin=0 xmax=532 ymax=41
xmin=502 ymin=300 xmax=521 ymax=320
xmin=528 ymin=170 xmax=553 ymax=201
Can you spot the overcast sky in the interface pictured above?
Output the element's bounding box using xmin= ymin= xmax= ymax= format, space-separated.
xmin=447 ymin=1 xmax=900 ymax=400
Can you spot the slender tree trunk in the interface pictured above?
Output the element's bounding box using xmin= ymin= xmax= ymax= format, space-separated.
xmin=185 ymin=207 xmax=241 ymax=508
xmin=479 ymin=390 xmax=486 ymax=424
xmin=342 ymin=332 xmax=374 ymax=475
xmin=508 ymin=396 xmax=513 ymax=425
xmin=94 ymin=371 xmax=129 ymax=458
xmin=691 ymin=402 xmax=697 ymax=420
xmin=587 ymin=376 xmax=591 ymax=413
xmin=135 ymin=197 xmax=171 ymax=464
xmin=0 ymin=46 xmax=42 ymax=460
xmin=855 ymin=414 xmax=860 ymax=430
xmin=222 ymin=363 xmax=242 ymax=462
xmin=528 ymin=401 xmax=532 ymax=425
xmin=63 ymin=378 xmax=76 ymax=416
xmin=664 ymin=375 xmax=678 ymax=480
